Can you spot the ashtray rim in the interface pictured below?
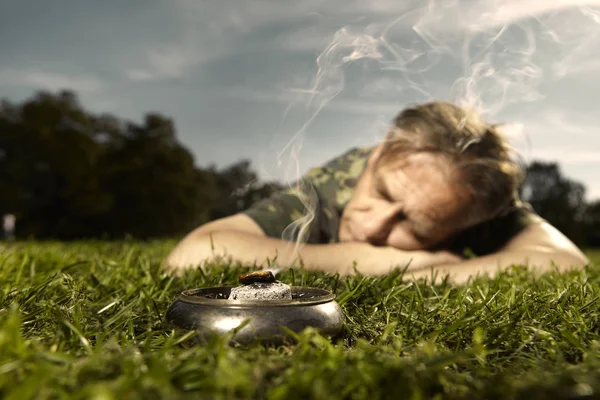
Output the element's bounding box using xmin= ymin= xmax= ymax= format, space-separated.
xmin=178 ymin=286 xmax=336 ymax=308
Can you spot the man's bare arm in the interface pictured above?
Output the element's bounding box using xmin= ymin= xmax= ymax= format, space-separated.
xmin=163 ymin=214 xmax=461 ymax=275
xmin=406 ymin=221 xmax=590 ymax=285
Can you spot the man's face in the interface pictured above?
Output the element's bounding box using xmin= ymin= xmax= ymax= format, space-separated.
xmin=339 ymin=150 xmax=472 ymax=250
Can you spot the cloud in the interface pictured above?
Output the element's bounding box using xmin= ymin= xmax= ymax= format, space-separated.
xmin=171 ymin=0 xmax=409 ymax=33
xmin=260 ymin=0 xmax=600 ymax=51
xmin=0 ymin=69 xmax=103 ymax=93
xmin=507 ymin=109 xmax=600 ymax=201
xmin=392 ymin=0 xmax=600 ymax=37
xmin=161 ymin=0 xmax=415 ymax=68
xmin=530 ymin=148 xmax=600 ymax=164
xmin=524 ymin=109 xmax=597 ymax=137
xmin=125 ymin=45 xmax=201 ymax=82
xmin=272 ymin=28 xmax=331 ymax=53
xmin=468 ymin=0 xmax=600 ymax=30
xmin=220 ymin=85 xmax=403 ymax=115
xmin=588 ymin=185 xmax=600 ymax=201
xmin=119 ymin=0 xmax=600 ymax=85
xmin=212 ymin=0 xmax=600 ymax=123
xmin=125 ymin=0 xmax=326 ymax=81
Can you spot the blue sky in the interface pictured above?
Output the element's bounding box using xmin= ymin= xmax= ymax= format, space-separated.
xmin=1 ymin=0 xmax=600 ymax=200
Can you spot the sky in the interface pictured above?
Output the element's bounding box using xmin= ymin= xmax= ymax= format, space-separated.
xmin=1 ymin=0 xmax=599 ymax=200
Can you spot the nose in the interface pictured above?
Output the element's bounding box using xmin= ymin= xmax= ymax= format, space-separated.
xmin=362 ymin=206 xmax=399 ymax=245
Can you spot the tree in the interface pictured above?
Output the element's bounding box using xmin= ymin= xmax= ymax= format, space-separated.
xmin=0 ymin=91 xmax=224 ymax=239
xmin=95 ymin=113 xmax=221 ymax=238
xmin=0 ymin=90 xmax=109 ymax=238
xmin=520 ymin=161 xmax=587 ymax=245
xmin=209 ymin=160 xmax=282 ymax=220
xmin=0 ymin=89 xmax=294 ymax=239
xmin=584 ymin=200 xmax=600 ymax=247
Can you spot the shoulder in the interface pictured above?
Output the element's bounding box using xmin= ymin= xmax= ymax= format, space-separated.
xmin=323 ymin=145 xmax=375 ymax=167
xmin=307 ymin=146 xmax=374 ymax=177
xmin=242 ymin=146 xmax=374 ymax=243
xmin=304 ymin=145 xmax=374 ymax=209
xmin=500 ymin=204 xmax=587 ymax=261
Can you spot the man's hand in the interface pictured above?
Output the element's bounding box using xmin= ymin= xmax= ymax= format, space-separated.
xmin=346 ymin=244 xmax=464 ymax=276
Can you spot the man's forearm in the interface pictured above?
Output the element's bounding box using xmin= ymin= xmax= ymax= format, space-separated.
xmin=406 ymin=250 xmax=590 ymax=285
xmin=164 ymin=231 xmax=433 ymax=275
xmin=165 ymin=231 xmax=315 ymax=272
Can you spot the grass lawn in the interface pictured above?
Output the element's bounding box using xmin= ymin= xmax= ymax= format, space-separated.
xmin=1 ymin=241 xmax=600 ymax=399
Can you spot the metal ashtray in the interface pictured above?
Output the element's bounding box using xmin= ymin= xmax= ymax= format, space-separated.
xmin=166 ymin=271 xmax=345 ymax=346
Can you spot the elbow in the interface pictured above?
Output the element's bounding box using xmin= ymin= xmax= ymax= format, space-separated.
xmin=163 ymin=214 xmax=267 ymax=274
xmin=539 ymin=247 xmax=590 ymax=273
xmin=561 ymin=251 xmax=590 ymax=269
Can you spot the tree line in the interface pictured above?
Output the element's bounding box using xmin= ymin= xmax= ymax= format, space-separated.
xmin=0 ymin=90 xmax=598 ymax=247
xmin=0 ymin=90 xmax=282 ymax=240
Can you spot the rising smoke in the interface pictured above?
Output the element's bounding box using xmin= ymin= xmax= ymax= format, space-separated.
xmin=269 ymin=0 xmax=600 ymax=266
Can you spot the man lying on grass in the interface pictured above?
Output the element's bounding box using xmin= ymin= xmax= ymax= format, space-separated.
xmin=164 ymin=101 xmax=589 ymax=284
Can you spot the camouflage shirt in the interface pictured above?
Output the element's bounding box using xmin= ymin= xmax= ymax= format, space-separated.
xmin=243 ymin=146 xmax=541 ymax=257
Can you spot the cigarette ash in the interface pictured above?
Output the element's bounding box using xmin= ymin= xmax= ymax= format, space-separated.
xmin=229 ymin=270 xmax=292 ymax=301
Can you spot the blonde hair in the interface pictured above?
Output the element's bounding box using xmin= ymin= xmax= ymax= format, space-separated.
xmin=377 ymin=101 xmax=523 ymax=224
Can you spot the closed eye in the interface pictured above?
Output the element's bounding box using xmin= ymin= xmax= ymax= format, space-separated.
xmin=412 ymin=231 xmax=430 ymax=243
xmin=395 ymin=211 xmax=407 ymax=222
xmin=377 ymin=189 xmax=393 ymax=202
xmin=399 ymin=214 xmax=431 ymax=242
xmin=410 ymin=223 xmax=432 ymax=243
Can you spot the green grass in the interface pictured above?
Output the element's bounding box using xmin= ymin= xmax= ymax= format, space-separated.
xmin=1 ymin=241 xmax=600 ymax=400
